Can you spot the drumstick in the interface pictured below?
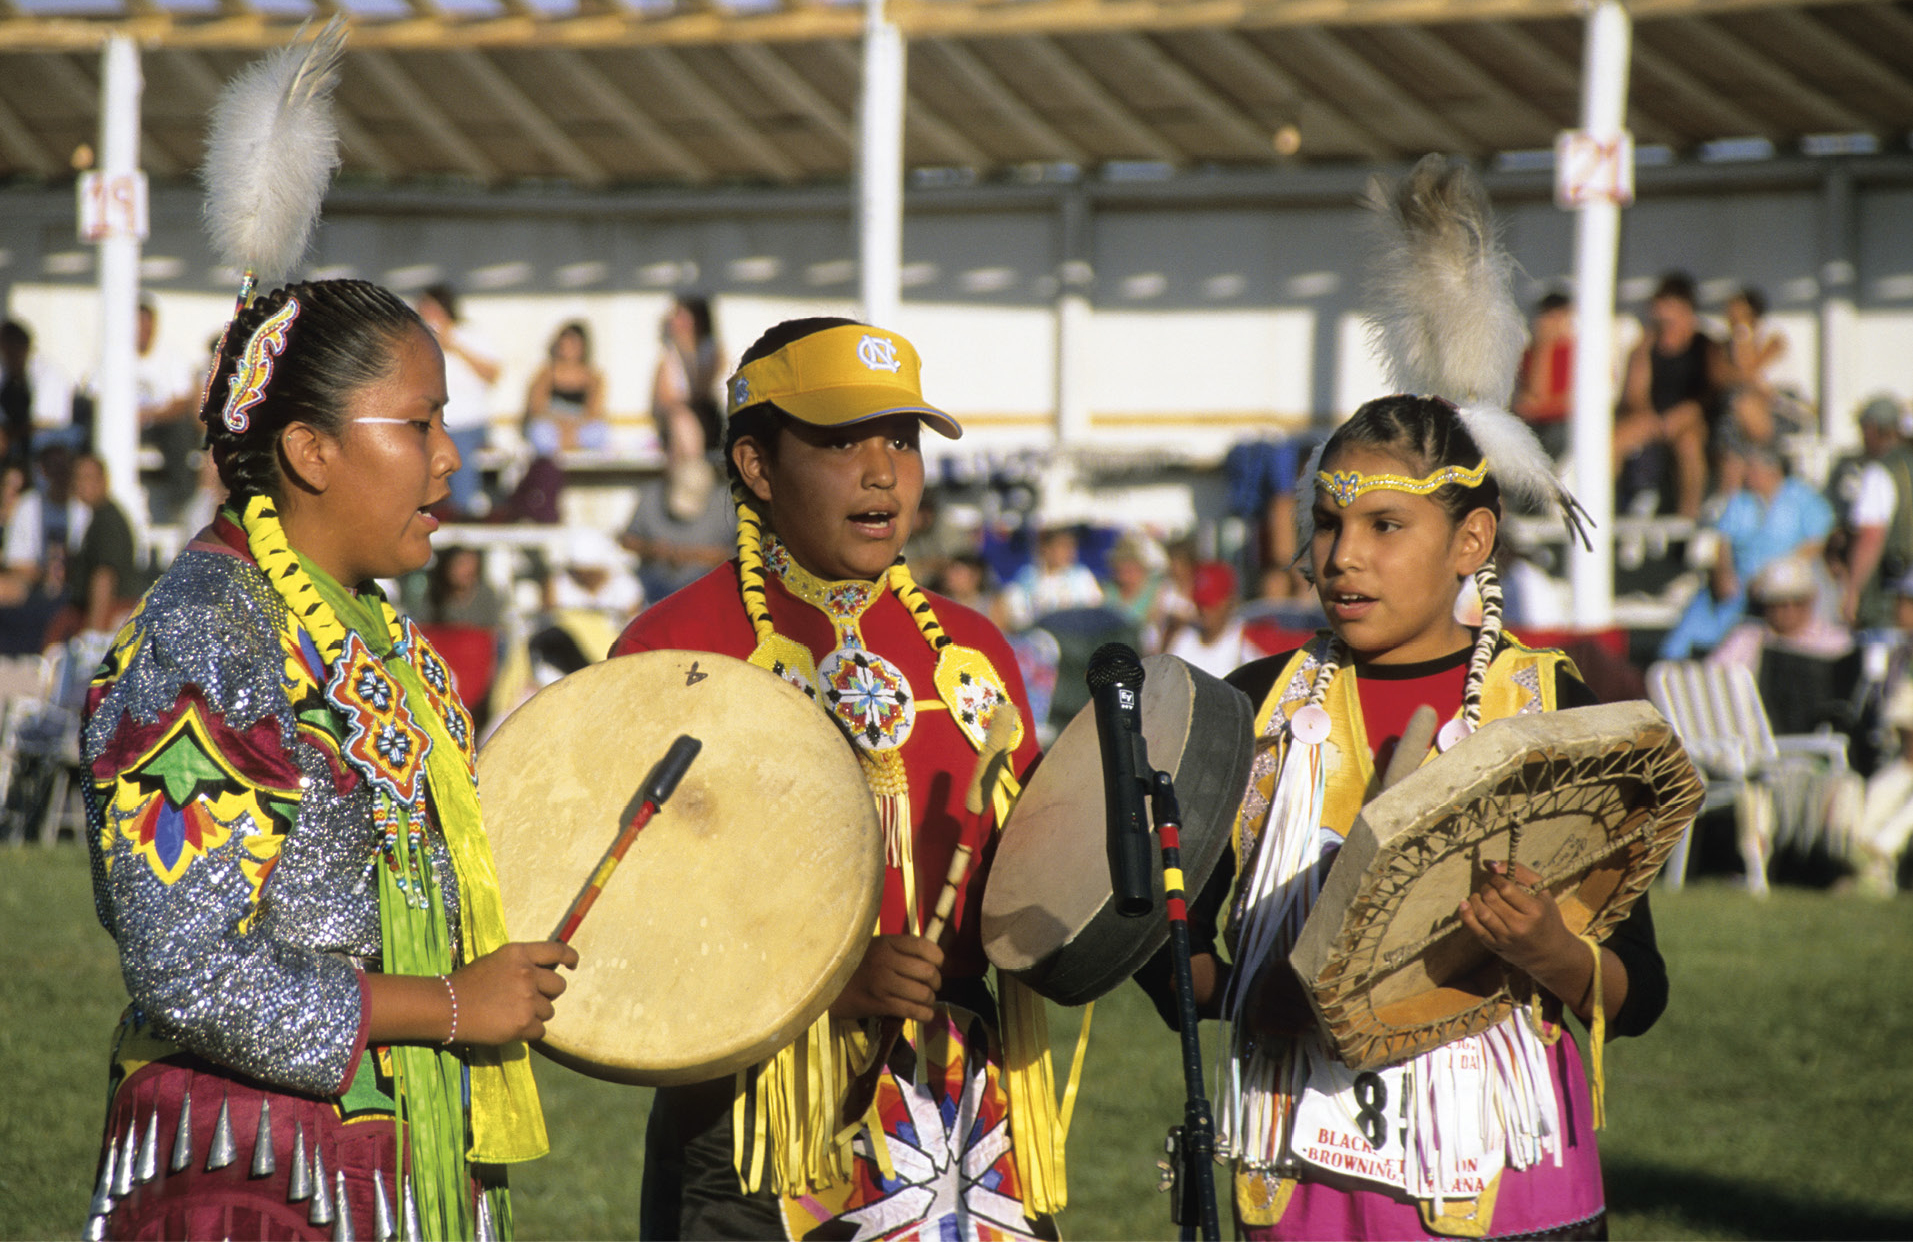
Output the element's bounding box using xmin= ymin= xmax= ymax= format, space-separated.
xmin=550 ymin=735 xmax=702 ymax=945
xmin=1380 ymin=705 xmax=1440 ymax=793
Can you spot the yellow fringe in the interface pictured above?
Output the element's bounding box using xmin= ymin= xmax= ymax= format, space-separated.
xmin=1578 ymin=934 xmax=1606 ymax=1130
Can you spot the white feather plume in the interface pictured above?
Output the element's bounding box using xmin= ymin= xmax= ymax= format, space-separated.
xmin=1363 ymin=156 xmax=1524 ymax=408
xmin=200 ymin=18 xmax=347 ymax=286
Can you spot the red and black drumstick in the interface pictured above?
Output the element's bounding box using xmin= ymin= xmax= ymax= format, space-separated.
xmin=550 ymin=734 xmax=702 ymax=945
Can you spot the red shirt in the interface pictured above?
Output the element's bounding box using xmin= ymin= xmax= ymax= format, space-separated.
xmin=612 ymin=562 xmax=1041 ymax=978
xmin=1352 ymin=648 xmax=1470 ymax=776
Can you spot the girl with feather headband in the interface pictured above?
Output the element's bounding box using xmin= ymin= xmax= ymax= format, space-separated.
xmin=78 ymin=23 xmax=574 ymax=1240
xmin=1135 ymin=158 xmax=1666 ymax=1239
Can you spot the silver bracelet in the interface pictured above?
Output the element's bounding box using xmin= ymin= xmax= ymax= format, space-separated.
xmin=440 ymin=974 xmax=459 ymax=1045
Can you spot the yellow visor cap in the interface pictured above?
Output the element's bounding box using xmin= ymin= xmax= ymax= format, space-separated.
xmin=725 ymin=324 xmax=962 ymax=439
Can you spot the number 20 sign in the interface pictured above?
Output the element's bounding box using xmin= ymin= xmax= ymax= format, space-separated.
xmin=77 ymin=171 xmax=150 ymax=243
xmin=1555 ymin=130 xmax=1635 ymax=210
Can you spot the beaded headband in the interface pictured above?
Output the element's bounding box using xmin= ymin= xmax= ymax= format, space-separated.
xmin=1315 ymin=461 xmax=1489 ymax=508
xmin=220 ymin=298 xmax=301 ymax=433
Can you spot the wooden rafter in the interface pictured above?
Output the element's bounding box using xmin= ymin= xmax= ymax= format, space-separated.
xmin=724 ymin=41 xmax=854 ymax=154
xmin=445 ymin=47 xmax=610 ymax=184
xmin=33 ymin=48 xmax=184 ymax=176
xmin=538 ymin=48 xmax=712 ymax=183
xmin=0 ymin=0 xmax=1877 ymax=53
xmin=1655 ymin=16 xmax=1872 ymax=132
xmin=354 ymin=48 xmax=499 ymax=180
xmin=0 ymin=88 xmax=60 ymax=177
xmin=1629 ymin=38 xmax=1786 ymax=143
xmin=1464 ymin=20 xmax=1682 ymax=146
xmin=1277 ymin=26 xmax=1480 ymax=156
xmin=1094 ymin=32 xmax=1279 ymax=159
xmin=1375 ymin=25 xmax=1566 ymax=143
xmin=811 ymin=39 xmax=993 ymax=168
xmin=1172 ymin=27 xmax=1393 ymax=160
xmin=914 ymin=39 xmax=1091 ymax=165
xmin=1004 ymin=35 xmax=1181 ymax=163
xmin=627 ymin=45 xmax=806 ymax=182
xmin=1742 ymin=7 xmax=1913 ymax=118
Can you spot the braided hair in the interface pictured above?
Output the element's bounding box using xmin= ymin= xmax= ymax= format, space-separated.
xmin=199 ymin=279 xmax=425 ymax=502
xmin=1313 ymin=393 xmax=1507 ymax=732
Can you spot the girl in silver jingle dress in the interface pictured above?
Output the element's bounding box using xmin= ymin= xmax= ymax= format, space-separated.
xmin=80 ymin=278 xmax=571 ymax=1241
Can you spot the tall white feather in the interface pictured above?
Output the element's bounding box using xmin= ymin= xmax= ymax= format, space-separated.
xmin=1360 ymin=156 xmax=1592 ymax=547
xmin=1362 ymin=156 xmax=1525 ymax=408
xmin=200 ymin=18 xmax=347 ymax=287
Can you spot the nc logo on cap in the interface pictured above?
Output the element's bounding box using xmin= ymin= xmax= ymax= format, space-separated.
xmin=857 ymin=334 xmax=902 ymax=373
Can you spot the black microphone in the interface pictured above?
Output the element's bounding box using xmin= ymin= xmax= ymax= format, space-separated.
xmin=1087 ymin=641 xmax=1155 ymax=918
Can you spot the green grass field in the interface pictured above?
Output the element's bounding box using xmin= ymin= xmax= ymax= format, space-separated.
xmin=4 ymin=846 xmax=1910 ymax=1240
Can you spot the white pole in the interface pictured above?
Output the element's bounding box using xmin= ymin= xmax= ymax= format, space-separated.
xmin=1054 ymin=191 xmax=1092 ymax=446
xmin=858 ymin=0 xmax=905 ymax=329
xmin=1567 ymin=0 xmax=1631 ymax=629
xmin=94 ymin=35 xmax=144 ymax=516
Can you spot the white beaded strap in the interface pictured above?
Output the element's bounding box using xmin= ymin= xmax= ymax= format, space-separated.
xmin=440 ymin=974 xmax=459 ymax=1046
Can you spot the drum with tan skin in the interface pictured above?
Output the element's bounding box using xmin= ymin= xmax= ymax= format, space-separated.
xmin=982 ymin=654 xmax=1255 ymax=1006
xmin=479 ymin=650 xmax=882 ymax=1086
xmin=1290 ymin=700 xmax=1705 ymax=1072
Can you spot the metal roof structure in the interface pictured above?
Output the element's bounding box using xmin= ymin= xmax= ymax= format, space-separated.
xmin=0 ymin=0 xmax=1909 ymax=187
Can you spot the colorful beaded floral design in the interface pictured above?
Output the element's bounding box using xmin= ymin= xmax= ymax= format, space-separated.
xmin=325 ymin=630 xmax=432 ymax=809
xmin=400 ymin=618 xmax=476 ymax=765
xmin=819 ymin=647 xmax=916 ymax=751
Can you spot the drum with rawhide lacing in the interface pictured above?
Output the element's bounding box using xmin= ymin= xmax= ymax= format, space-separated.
xmin=1289 ymin=700 xmax=1704 ymax=1072
xmin=479 ymin=650 xmax=882 ymax=1086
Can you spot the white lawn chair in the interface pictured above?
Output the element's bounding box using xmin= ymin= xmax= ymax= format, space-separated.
xmin=1646 ymin=659 xmax=1860 ymax=895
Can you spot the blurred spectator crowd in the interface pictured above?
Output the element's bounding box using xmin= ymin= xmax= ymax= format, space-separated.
xmin=2 ymin=275 xmax=1910 ymax=892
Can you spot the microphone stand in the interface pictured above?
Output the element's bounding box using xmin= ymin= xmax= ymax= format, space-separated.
xmin=1137 ymin=759 xmax=1220 ymax=1242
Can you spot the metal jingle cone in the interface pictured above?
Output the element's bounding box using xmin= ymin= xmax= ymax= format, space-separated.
xmin=206 ymin=1094 xmax=237 ymax=1171
xmin=250 ymin=1097 xmax=277 ymax=1178
xmin=288 ymin=1124 xmax=312 ymax=1201
xmin=372 ymin=1168 xmax=397 ymax=1242
xmin=333 ymin=1169 xmax=356 ymax=1242
xmin=87 ymin=1136 xmax=119 ymax=1217
xmin=401 ymin=1176 xmax=421 ymax=1242
xmin=112 ymin=1123 xmax=137 ymax=1197
xmin=138 ymin=1110 xmax=161 ymax=1182
xmin=82 ymin=1212 xmax=109 ymax=1242
xmin=308 ymin=1143 xmax=333 ymax=1226
xmin=170 ymin=1093 xmax=194 ymax=1173
xmin=474 ymin=1190 xmax=497 ymax=1242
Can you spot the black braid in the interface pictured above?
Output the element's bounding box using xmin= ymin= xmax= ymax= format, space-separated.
xmin=201 ymin=279 xmax=426 ymax=503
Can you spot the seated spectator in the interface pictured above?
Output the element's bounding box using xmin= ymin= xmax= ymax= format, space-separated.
xmin=1000 ymin=523 xmax=1104 ymax=632
xmin=1723 ymin=286 xmax=1797 ymax=444
xmin=1616 ymin=272 xmax=1731 ymax=518
xmin=1709 ymin=555 xmax=1856 ymax=735
xmin=0 ymin=446 xmax=85 ymax=652
xmin=419 ymin=545 xmax=504 ymax=630
xmin=653 ymin=294 xmax=725 ymax=466
xmin=135 ymin=297 xmax=200 ymax=522
xmin=524 ymin=321 xmax=609 ymax=456
xmin=620 ymin=457 xmax=736 ymax=604
xmin=1 ymin=318 xmax=75 ymax=465
xmin=1661 ymin=440 xmax=1834 ymax=660
xmin=1514 ymin=291 xmax=1574 ymax=461
xmin=903 ymin=491 xmax=976 ymax=587
xmin=47 ymin=453 xmax=137 ymax=643
xmin=1828 ymin=395 xmax=1912 ymax=628
xmin=1104 ymin=532 xmax=1173 ymax=652
xmin=1165 ymin=561 xmax=1254 ymax=680
xmin=418 ymin=283 xmax=501 ymax=517
xmin=929 ymin=552 xmax=990 ymax=614
xmin=1857 ymin=679 xmax=1913 ymax=896
xmin=531 ymin=528 xmax=644 ymax=683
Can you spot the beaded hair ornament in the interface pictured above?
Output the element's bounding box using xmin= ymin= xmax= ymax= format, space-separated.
xmin=198 ymin=18 xmax=346 ymax=433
